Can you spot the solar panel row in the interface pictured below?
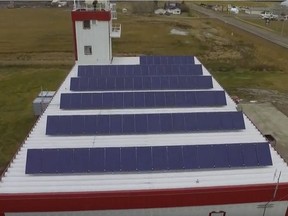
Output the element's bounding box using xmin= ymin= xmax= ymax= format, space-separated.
xmin=78 ymin=64 xmax=203 ymax=77
xmin=46 ymin=112 xmax=245 ymax=135
xmin=25 ymin=143 xmax=272 ymax=174
xmin=140 ymin=56 xmax=195 ymax=65
xmin=60 ymin=91 xmax=227 ymax=110
xmin=70 ymin=76 xmax=213 ymax=91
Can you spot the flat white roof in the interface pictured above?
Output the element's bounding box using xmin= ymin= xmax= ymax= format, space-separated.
xmin=1 ymin=56 xmax=288 ymax=194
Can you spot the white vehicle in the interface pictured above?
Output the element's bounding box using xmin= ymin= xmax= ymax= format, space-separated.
xmin=261 ymin=11 xmax=278 ymax=20
xmin=51 ymin=0 xmax=67 ymax=7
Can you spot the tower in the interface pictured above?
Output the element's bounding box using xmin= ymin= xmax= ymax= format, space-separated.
xmin=71 ymin=0 xmax=121 ymax=65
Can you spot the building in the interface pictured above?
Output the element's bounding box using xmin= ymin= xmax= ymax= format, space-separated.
xmin=1 ymin=1 xmax=288 ymax=216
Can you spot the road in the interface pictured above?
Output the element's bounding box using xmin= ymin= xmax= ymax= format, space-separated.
xmin=190 ymin=3 xmax=288 ymax=49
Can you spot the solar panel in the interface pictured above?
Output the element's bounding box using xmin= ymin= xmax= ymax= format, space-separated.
xmin=25 ymin=149 xmax=42 ymax=174
xmin=152 ymin=146 xmax=168 ymax=170
xmin=60 ymin=91 xmax=227 ymax=110
xmin=89 ymin=148 xmax=105 ymax=172
xmin=228 ymin=144 xmax=244 ymax=167
xmin=25 ymin=143 xmax=273 ymax=174
xmin=139 ymin=56 xmax=195 ymax=65
xmin=183 ymin=145 xmax=198 ymax=169
xmin=242 ymin=144 xmax=258 ymax=166
xmin=42 ymin=149 xmax=58 ymax=173
xmin=213 ymin=144 xmax=229 ymax=168
xmin=121 ymin=147 xmax=137 ymax=171
xmin=105 ymin=148 xmax=121 ymax=172
xmin=73 ymin=148 xmax=90 ymax=173
xmin=70 ymin=76 xmax=213 ymax=91
xmin=198 ymin=145 xmax=214 ymax=169
xmin=46 ymin=111 xmax=245 ymax=136
xmin=58 ymin=149 xmax=74 ymax=173
xmin=257 ymin=142 xmax=273 ymax=166
xmin=167 ymin=146 xmax=183 ymax=170
xmin=137 ymin=147 xmax=153 ymax=171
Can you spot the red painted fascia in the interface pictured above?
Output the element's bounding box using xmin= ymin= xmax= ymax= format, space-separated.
xmin=71 ymin=10 xmax=111 ymax=22
xmin=1 ymin=183 xmax=288 ymax=213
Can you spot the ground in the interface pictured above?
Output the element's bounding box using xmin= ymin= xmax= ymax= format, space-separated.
xmin=0 ymin=3 xmax=288 ymax=173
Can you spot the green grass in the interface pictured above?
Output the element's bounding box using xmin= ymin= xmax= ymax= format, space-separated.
xmin=241 ymin=18 xmax=288 ymax=37
xmin=0 ymin=7 xmax=288 ymax=172
xmin=0 ymin=65 xmax=70 ymax=170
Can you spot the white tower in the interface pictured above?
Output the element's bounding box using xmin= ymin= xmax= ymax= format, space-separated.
xmin=71 ymin=0 xmax=121 ymax=65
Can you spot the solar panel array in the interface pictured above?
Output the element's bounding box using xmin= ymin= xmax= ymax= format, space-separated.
xmin=25 ymin=143 xmax=272 ymax=174
xmin=78 ymin=64 xmax=203 ymax=77
xmin=46 ymin=112 xmax=245 ymax=136
xmin=31 ymin=55 xmax=273 ymax=176
xmin=60 ymin=91 xmax=227 ymax=110
xmin=70 ymin=76 xmax=213 ymax=91
xmin=140 ymin=56 xmax=195 ymax=65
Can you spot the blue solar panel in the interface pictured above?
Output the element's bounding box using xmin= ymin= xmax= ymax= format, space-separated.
xmin=242 ymin=144 xmax=258 ymax=166
xmin=152 ymin=146 xmax=168 ymax=170
xmin=134 ymin=92 xmax=145 ymax=107
xmin=121 ymin=147 xmax=137 ymax=171
xmin=71 ymin=115 xmax=85 ymax=134
xmin=185 ymin=113 xmax=198 ymax=131
xmin=213 ymin=144 xmax=229 ymax=168
xmin=105 ymin=148 xmax=121 ymax=172
xmin=197 ymin=145 xmax=214 ymax=169
xmin=114 ymin=92 xmax=124 ymax=108
xmin=46 ymin=112 xmax=245 ymax=136
xmin=84 ymin=115 xmax=97 ymax=134
xmin=89 ymin=148 xmax=105 ymax=172
xmin=103 ymin=93 xmax=114 ymax=108
xmin=257 ymin=143 xmax=273 ymax=166
xmin=172 ymin=113 xmax=185 ymax=132
xmin=160 ymin=114 xmax=173 ymax=132
xmin=58 ymin=116 xmax=72 ymax=134
xmin=26 ymin=143 xmax=273 ymax=174
xmin=46 ymin=116 xmax=59 ymax=135
xmin=139 ymin=56 xmax=195 ymax=65
xmin=82 ymin=93 xmax=93 ymax=109
xmin=167 ymin=146 xmax=183 ymax=170
xmin=25 ymin=149 xmax=42 ymax=174
xmin=73 ymin=148 xmax=90 ymax=173
xmin=147 ymin=114 xmax=161 ymax=133
xmin=42 ymin=149 xmax=58 ymax=173
xmin=135 ymin=115 xmax=147 ymax=133
xmin=110 ymin=115 xmax=122 ymax=134
xmin=70 ymin=93 xmax=82 ymax=109
xmin=60 ymin=94 xmax=71 ymax=109
xmin=228 ymin=144 xmax=244 ymax=167
xmin=123 ymin=92 xmax=134 ymax=107
xmin=123 ymin=115 xmax=135 ymax=133
xmin=97 ymin=115 xmax=110 ymax=134
xmin=58 ymin=149 xmax=74 ymax=173
xmin=183 ymin=145 xmax=198 ymax=169
xmin=70 ymin=76 xmax=213 ymax=91
xmin=137 ymin=147 xmax=152 ymax=171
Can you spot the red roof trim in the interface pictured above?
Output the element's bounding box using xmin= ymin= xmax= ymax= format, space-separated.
xmin=71 ymin=10 xmax=111 ymax=22
xmin=1 ymin=183 xmax=288 ymax=213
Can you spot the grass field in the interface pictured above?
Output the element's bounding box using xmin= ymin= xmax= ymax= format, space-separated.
xmin=0 ymin=6 xmax=288 ymax=171
xmin=241 ymin=18 xmax=288 ymax=37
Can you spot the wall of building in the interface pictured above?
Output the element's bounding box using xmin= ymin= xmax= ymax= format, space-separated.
xmin=75 ymin=20 xmax=111 ymax=64
xmin=5 ymin=201 xmax=288 ymax=216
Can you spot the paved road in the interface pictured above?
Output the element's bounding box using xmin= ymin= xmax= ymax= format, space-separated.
xmin=191 ymin=3 xmax=288 ymax=49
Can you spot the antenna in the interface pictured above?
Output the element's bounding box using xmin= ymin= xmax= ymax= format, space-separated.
xmin=262 ymin=171 xmax=282 ymax=216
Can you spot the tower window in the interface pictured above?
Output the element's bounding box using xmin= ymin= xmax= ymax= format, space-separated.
xmin=83 ymin=20 xmax=91 ymax=29
xmin=84 ymin=46 xmax=92 ymax=55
